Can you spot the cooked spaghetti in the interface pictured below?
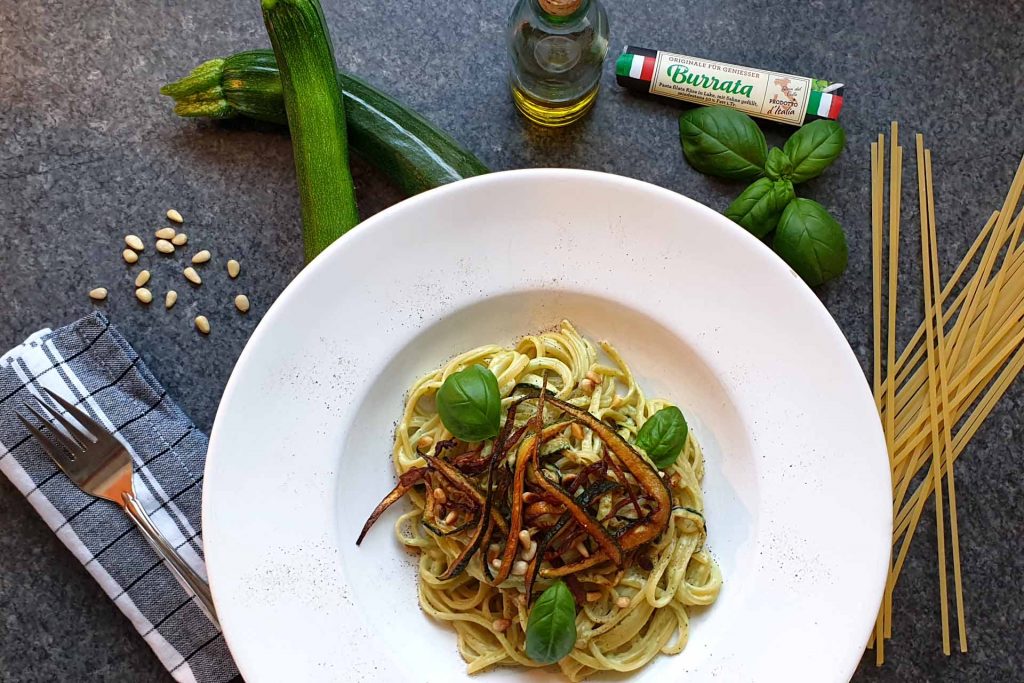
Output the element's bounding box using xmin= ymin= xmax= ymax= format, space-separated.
xmin=357 ymin=321 xmax=721 ymax=680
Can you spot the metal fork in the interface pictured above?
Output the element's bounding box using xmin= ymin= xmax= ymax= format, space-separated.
xmin=17 ymin=387 xmax=218 ymax=627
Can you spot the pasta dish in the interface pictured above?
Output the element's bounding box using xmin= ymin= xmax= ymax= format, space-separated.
xmin=357 ymin=321 xmax=721 ymax=679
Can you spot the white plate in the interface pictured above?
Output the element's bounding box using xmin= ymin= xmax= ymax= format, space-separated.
xmin=204 ymin=169 xmax=890 ymax=683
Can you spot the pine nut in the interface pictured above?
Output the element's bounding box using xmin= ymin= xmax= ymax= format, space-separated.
xmin=124 ymin=235 xmax=144 ymax=251
xmin=579 ymin=378 xmax=595 ymax=394
xmin=183 ymin=267 xmax=201 ymax=285
xmin=511 ymin=560 xmax=528 ymax=576
xmin=491 ymin=558 xmax=502 ymax=569
xmin=570 ymin=423 xmax=584 ymax=441
xmin=134 ymin=270 xmax=150 ymax=287
xmin=166 ymin=209 xmax=183 ymax=223
xmin=156 ymin=239 xmax=175 ymax=254
xmin=518 ymin=529 xmax=531 ymax=546
xmin=586 ymin=370 xmax=603 ymax=385
xmin=443 ymin=510 xmax=458 ymax=525
xmin=122 ymin=248 xmax=139 ymax=264
xmin=492 ymin=618 xmax=511 ymax=633
xmin=194 ymin=315 xmax=210 ymax=334
xmin=234 ymin=294 xmax=250 ymax=313
xmin=575 ymin=541 xmax=590 ymax=558
xmin=171 ymin=232 xmax=188 ymax=246
xmin=88 ymin=288 xmax=108 ymax=301
xmin=521 ymin=541 xmax=537 ymax=562
xmin=165 ymin=290 xmax=178 ymax=309
xmin=432 ymin=487 xmax=446 ymax=505
xmin=417 ymin=435 xmax=434 ymax=451
xmin=135 ymin=287 xmax=153 ymax=304
xmin=226 ymin=259 xmax=240 ymax=278
xmin=155 ymin=227 xmax=176 ymax=240
xmin=586 ymin=591 xmax=602 ymax=603
xmin=191 ymin=250 xmax=211 ymax=264
xmin=616 ymin=596 xmax=630 ymax=609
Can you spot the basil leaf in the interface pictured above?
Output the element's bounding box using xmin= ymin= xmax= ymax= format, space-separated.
xmin=764 ymin=147 xmax=794 ymax=181
xmin=436 ymin=365 xmax=501 ymax=441
xmin=525 ymin=580 xmax=577 ymax=664
xmin=635 ymin=406 xmax=689 ymax=469
xmin=773 ymin=198 xmax=848 ymax=286
xmin=678 ymin=106 xmax=767 ymax=181
xmin=782 ymin=120 xmax=846 ymax=184
xmin=724 ymin=178 xmax=795 ymax=238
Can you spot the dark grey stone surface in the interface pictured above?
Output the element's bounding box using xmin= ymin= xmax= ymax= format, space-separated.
xmin=2 ymin=0 xmax=1022 ymax=680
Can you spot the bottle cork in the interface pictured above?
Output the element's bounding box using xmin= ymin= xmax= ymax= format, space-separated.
xmin=539 ymin=0 xmax=581 ymax=16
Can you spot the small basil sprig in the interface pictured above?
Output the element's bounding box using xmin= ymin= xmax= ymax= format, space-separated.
xmin=436 ymin=365 xmax=501 ymax=441
xmin=525 ymin=580 xmax=577 ymax=664
xmin=676 ymin=106 xmax=848 ymax=286
xmin=635 ymin=406 xmax=689 ymax=469
xmin=773 ymin=198 xmax=848 ymax=286
xmin=678 ymin=106 xmax=767 ymax=181
xmin=782 ymin=120 xmax=846 ymax=183
xmin=724 ymin=178 xmax=795 ymax=238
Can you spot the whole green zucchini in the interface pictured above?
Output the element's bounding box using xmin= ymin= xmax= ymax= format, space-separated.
xmin=160 ymin=51 xmax=489 ymax=198
xmin=261 ymin=0 xmax=357 ymax=262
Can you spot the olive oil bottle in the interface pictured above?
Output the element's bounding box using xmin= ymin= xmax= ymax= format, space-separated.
xmin=507 ymin=0 xmax=609 ymax=127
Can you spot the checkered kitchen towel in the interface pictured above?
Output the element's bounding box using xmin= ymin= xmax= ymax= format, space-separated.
xmin=0 ymin=313 xmax=238 ymax=682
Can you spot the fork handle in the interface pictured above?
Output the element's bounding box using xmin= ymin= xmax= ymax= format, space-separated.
xmin=123 ymin=492 xmax=220 ymax=629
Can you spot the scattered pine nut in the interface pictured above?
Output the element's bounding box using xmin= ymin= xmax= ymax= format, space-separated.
xmin=156 ymin=239 xmax=174 ymax=254
xmin=166 ymin=209 xmax=183 ymax=223
xmin=511 ymin=560 xmax=528 ymax=576
xmin=135 ymin=288 xmax=153 ymax=304
xmin=586 ymin=591 xmax=602 ymax=603
xmin=575 ymin=541 xmax=590 ymax=558
xmin=521 ymin=541 xmax=537 ymax=562
xmin=492 ymin=618 xmax=511 ymax=633
xmin=490 ymin=558 xmax=502 ymax=569
xmin=194 ymin=315 xmax=210 ymax=334
xmin=183 ymin=267 xmax=201 ymax=285
xmin=88 ymin=288 xmax=108 ymax=301
xmin=155 ymin=227 xmax=176 ymax=240
xmin=171 ymin=232 xmax=188 ymax=246
xmin=134 ymin=270 xmax=150 ymax=287
xmin=570 ymin=423 xmax=584 ymax=441
xmin=234 ymin=294 xmax=250 ymax=313
xmin=191 ymin=250 xmax=211 ymax=264
xmin=165 ymin=290 xmax=178 ymax=309
xmin=226 ymin=259 xmax=240 ymax=278
xmin=443 ymin=510 xmax=458 ymax=525
xmin=615 ymin=596 xmax=630 ymax=609
xmin=579 ymin=378 xmax=595 ymax=394
xmin=432 ymin=487 xmax=446 ymax=505
xmin=122 ymin=248 xmax=139 ymax=264
xmin=586 ymin=370 xmax=603 ymax=385
xmin=518 ymin=529 xmax=532 ymax=546
xmin=124 ymin=235 xmax=144 ymax=251
xmin=417 ymin=435 xmax=434 ymax=451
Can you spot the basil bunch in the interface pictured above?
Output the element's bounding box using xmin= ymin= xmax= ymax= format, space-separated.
xmin=678 ymin=106 xmax=848 ymax=286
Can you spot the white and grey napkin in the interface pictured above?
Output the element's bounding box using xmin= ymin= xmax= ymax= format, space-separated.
xmin=0 ymin=313 xmax=238 ymax=683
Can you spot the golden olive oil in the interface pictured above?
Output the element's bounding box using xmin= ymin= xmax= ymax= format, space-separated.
xmin=507 ymin=0 xmax=609 ymax=127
